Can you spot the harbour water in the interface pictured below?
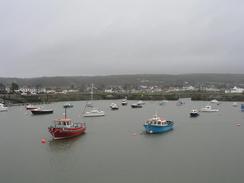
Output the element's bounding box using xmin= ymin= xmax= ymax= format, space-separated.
xmin=0 ymin=100 xmax=244 ymax=183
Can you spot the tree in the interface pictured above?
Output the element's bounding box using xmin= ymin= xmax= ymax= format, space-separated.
xmin=10 ymin=82 xmax=19 ymax=93
xmin=0 ymin=83 xmax=6 ymax=93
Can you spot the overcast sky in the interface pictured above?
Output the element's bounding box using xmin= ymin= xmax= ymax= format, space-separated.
xmin=0 ymin=0 xmax=244 ymax=77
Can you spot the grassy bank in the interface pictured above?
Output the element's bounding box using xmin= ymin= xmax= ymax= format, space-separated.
xmin=1 ymin=91 xmax=244 ymax=104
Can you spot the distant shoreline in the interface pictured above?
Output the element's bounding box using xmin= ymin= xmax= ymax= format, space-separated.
xmin=1 ymin=91 xmax=244 ymax=105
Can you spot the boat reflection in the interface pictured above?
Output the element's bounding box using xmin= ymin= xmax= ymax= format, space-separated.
xmin=47 ymin=136 xmax=84 ymax=152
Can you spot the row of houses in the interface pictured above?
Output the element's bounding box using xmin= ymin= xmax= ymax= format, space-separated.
xmin=104 ymin=85 xmax=244 ymax=94
xmin=1 ymin=83 xmax=244 ymax=95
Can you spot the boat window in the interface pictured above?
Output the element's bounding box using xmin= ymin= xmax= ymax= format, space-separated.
xmin=158 ymin=122 xmax=161 ymax=125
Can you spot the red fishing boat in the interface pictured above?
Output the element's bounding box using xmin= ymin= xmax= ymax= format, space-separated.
xmin=48 ymin=107 xmax=86 ymax=139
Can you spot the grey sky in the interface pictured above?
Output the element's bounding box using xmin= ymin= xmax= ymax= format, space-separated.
xmin=1 ymin=0 xmax=244 ymax=77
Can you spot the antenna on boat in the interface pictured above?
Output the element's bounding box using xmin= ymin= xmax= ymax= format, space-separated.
xmin=64 ymin=106 xmax=68 ymax=119
xmin=154 ymin=109 xmax=158 ymax=118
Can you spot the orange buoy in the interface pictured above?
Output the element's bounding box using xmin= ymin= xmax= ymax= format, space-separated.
xmin=41 ymin=138 xmax=46 ymax=144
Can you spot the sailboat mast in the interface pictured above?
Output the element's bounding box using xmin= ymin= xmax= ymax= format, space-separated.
xmin=64 ymin=107 xmax=67 ymax=119
xmin=91 ymin=83 xmax=94 ymax=101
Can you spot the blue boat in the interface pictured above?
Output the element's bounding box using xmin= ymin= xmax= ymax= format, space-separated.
xmin=144 ymin=114 xmax=174 ymax=134
xmin=241 ymin=104 xmax=244 ymax=111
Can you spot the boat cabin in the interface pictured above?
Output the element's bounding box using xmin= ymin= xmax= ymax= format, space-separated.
xmin=54 ymin=118 xmax=73 ymax=127
xmin=145 ymin=116 xmax=167 ymax=126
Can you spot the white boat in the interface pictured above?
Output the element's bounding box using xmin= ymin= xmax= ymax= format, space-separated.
xmin=131 ymin=103 xmax=143 ymax=108
xmin=210 ymin=99 xmax=220 ymax=105
xmin=83 ymin=108 xmax=105 ymax=117
xmin=0 ymin=103 xmax=8 ymax=112
xmin=83 ymin=83 xmax=105 ymax=117
xmin=137 ymin=100 xmax=145 ymax=105
xmin=232 ymin=102 xmax=238 ymax=107
xmin=190 ymin=109 xmax=199 ymax=117
xmin=159 ymin=100 xmax=168 ymax=105
xmin=121 ymin=98 xmax=128 ymax=106
xmin=110 ymin=103 xmax=119 ymax=110
xmin=200 ymin=105 xmax=219 ymax=112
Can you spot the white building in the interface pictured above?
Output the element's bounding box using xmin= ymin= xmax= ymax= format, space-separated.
xmin=182 ymin=86 xmax=196 ymax=91
xmin=104 ymin=88 xmax=114 ymax=93
xmin=225 ymin=86 xmax=244 ymax=94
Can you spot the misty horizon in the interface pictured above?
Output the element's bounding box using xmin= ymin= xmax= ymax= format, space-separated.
xmin=1 ymin=72 xmax=244 ymax=80
xmin=1 ymin=0 xmax=244 ymax=77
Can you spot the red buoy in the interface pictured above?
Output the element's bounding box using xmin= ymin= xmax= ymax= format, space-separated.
xmin=41 ymin=138 xmax=46 ymax=144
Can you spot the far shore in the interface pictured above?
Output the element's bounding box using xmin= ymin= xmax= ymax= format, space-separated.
xmin=1 ymin=91 xmax=244 ymax=105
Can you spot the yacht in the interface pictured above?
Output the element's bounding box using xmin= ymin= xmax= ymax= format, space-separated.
xmin=190 ymin=109 xmax=199 ymax=117
xmin=131 ymin=103 xmax=143 ymax=108
xmin=31 ymin=108 xmax=54 ymax=115
xmin=83 ymin=108 xmax=105 ymax=117
xmin=110 ymin=103 xmax=119 ymax=110
xmin=159 ymin=100 xmax=168 ymax=105
xmin=121 ymin=98 xmax=128 ymax=106
xmin=210 ymin=99 xmax=220 ymax=105
xmin=232 ymin=102 xmax=238 ymax=107
xmin=200 ymin=105 xmax=219 ymax=112
xmin=137 ymin=100 xmax=145 ymax=105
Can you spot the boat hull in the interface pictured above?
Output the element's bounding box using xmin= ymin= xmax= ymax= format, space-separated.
xmin=200 ymin=109 xmax=219 ymax=112
xmin=83 ymin=113 xmax=105 ymax=117
xmin=48 ymin=126 xmax=86 ymax=139
xmin=0 ymin=108 xmax=8 ymax=112
xmin=144 ymin=121 xmax=174 ymax=134
xmin=31 ymin=110 xmax=53 ymax=115
xmin=111 ymin=107 xmax=119 ymax=110
xmin=190 ymin=113 xmax=199 ymax=117
xmin=131 ymin=104 xmax=142 ymax=108
xmin=26 ymin=107 xmax=38 ymax=110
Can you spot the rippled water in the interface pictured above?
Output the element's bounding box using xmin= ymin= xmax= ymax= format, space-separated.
xmin=0 ymin=100 xmax=244 ymax=183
